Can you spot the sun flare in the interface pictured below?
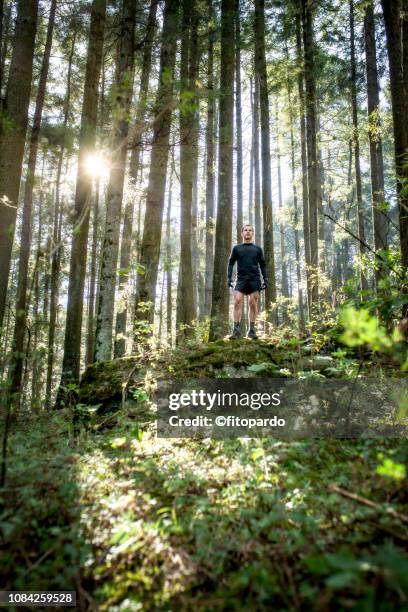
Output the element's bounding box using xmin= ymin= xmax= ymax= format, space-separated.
xmin=84 ymin=153 xmax=110 ymax=178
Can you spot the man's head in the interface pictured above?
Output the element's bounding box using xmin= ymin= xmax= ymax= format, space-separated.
xmin=241 ymin=224 xmax=254 ymax=243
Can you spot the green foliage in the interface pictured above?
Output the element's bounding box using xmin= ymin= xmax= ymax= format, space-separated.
xmin=340 ymin=306 xmax=401 ymax=351
xmin=376 ymin=454 xmax=406 ymax=481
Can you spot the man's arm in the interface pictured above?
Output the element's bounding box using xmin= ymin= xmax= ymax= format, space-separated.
xmin=258 ymin=247 xmax=268 ymax=285
xmin=227 ymin=246 xmax=237 ymax=285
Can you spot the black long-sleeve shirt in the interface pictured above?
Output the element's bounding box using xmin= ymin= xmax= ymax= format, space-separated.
xmin=227 ymin=243 xmax=267 ymax=282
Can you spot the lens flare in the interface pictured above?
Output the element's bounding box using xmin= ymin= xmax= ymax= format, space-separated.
xmin=84 ymin=153 xmax=109 ymax=178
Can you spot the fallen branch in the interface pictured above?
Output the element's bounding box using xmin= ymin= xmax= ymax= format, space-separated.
xmin=329 ymin=484 xmax=408 ymax=525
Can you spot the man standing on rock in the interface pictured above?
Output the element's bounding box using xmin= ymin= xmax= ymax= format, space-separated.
xmin=227 ymin=224 xmax=268 ymax=339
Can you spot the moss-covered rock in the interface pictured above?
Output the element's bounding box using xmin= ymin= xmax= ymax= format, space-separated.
xmin=78 ymin=339 xmax=285 ymax=407
xmin=79 ymin=356 xmax=143 ymax=406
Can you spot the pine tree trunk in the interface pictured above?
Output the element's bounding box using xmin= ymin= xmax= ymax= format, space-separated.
xmin=0 ymin=2 xmax=12 ymax=96
xmin=134 ymin=0 xmax=179 ymax=330
xmin=95 ymin=0 xmax=136 ymax=362
xmin=57 ymin=0 xmax=106 ymax=398
xmin=46 ymin=34 xmax=76 ymax=407
xmin=275 ymin=106 xmax=289 ymax=306
xmin=176 ymin=0 xmax=196 ymax=338
xmin=235 ymin=0 xmax=243 ymax=243
xmin=364 ymin=0 xmax=388 ymax=285
xmin=254 ymin=0 xmax=276 ymax=316
xmin=115 ymin=0 xmax=157 ymax=357
xmin=252 ymin=71 xmax=262 ymax=247
xmin=128 ymin=0 xmax=157 ymax=182
xmin=166 ymin=173 xmax=172 ymax=343
xmin=85 ymin=181 xmax=100 ymax=366
xmin=209 ymin=0 xmax=235 ymax=340
xmin=301 ymin=0 xmax=319 ymax=312
xmin=286 ymin=68 xmax=305 ymax=332
xmin=349 ymin=0 xmax=368 ymax=294
xmin=248 ymin=78 xmax=254 ymax=227
xmin=8 ymin=0 xmax=56 ymax=406
xmin=381 ymin=0 xmax=408 ymax=281
xmin=191 ymin=33 xmax=200 ymax=321
xmin=204 ymin=0 xmax=215 ymax=319
xmin=0 ymin=0 xmax=38 ymax=329
xmin=296 ymin=11 xmax=311 ymax=316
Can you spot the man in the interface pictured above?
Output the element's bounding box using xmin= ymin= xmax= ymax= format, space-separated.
xmin=227 ymin=224 xmax=268 ymax=339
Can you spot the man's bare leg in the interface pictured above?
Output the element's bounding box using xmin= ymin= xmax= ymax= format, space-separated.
xmin=234 ymin=291 xmax=244 ymax=322
xmin=247 ymin=291 xmax=259 ymax=338
xmin=231 ymin=291 xmax=244 ymax=338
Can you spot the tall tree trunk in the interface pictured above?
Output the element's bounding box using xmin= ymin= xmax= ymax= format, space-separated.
xmin=253 ymin=70 xmax=261 ymax=247
xmin=0 ymin=1 xmax=12 ymax=97
xmin=204 ymin=0 xmax=215 ymax=318
xmin=0 ymin=0 xmax=4 ymax=95
xmin=381 ymin=0 xmax=408 ymax=284
xmin=235 ymin=0 xmax=243 ymax=243
xmin=296 ymin=11 xmax=311 ymax=316
xmin=0 ymin=0 xmax=38 ymax=329
xmin=275 ymin=105 xmax=289 ymax=304
xmin=57 ymin=0 xmax=106 ymax=399
xmin=349 ymin=0 xmax=368 ymax=295
xmin=301 ymin=0 xmax=319 ymax=312
xmin=95 ymin=0 xmax=136 ymax=362
xmin=191 ymin=31 xmax=200 ymax=321
xmin=363 ymin=1 xmax=388 ymax=287
xmin=254 ymin=0 xmax=276 ymax=316
xmin=46 ymin=33 xmax=76 ymax=407
xmin=166 ymin=172 xmax=173 ymax=343
xmin=128 ymin=0 xmax=157 ymax=183
xmin=8 ymin=0 xmax=56 ymax=407
xmin=85 ymin=181 xmax=100 ymax=366
xmin=317 ymin=116 xmax=326 ymax=275
xmin=286 ymin=66 xmax=305 ymax=332
xmin=115 ymin=0 xmax=157 ymax=357
xmin=177 ymin=0 xmax=197 ymax=339
xmin=209 ymin=0 xmax=235 ymax=340
xmin=134 ymin=0 xmax=179 ymax=331
xmin=248 ymin=77 xmax=254 ymax=227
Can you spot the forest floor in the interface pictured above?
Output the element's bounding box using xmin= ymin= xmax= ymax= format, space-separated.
xmin=1 ymin=328 xmax=408 ymax=611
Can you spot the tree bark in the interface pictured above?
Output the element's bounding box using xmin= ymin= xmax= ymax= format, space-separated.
xmin=254 ymin=0 xmax=276 ymax=316
xmin=296 ymin=11 xmax=311 ymax=316
xmin=57 ymin=0 xmax=106 ymax=398
xmin=204 ymin=0 xmax=215 ymax=318
xmin=349 ymin=0 xmax=368 ymax=295
xmin=46 ymin=33 xmax=76 ymax=407
xmin=134 ymin=0 xmax=179 ymax=331
xmin=166 ymin=172 xmax=172 ymax=343
xmin=235 ymin=0 xmax=243 ymax=243
xmin=85 ymin=180 xmax=100 ymax=366
xmin=301 ymin=0 xmax=319 ymax=312
xmin=7 ymin=0 xmax=56 ymax=407
xmin=381 ymin=0 xmax=408 ymax=279
xmin=177 ymin=0 xmax=197 ymax=339
xmin=363 ymin=0 xmax=388 ymax=284
xmin=253 ymin=69 xmax=261 ymax=247
xmin=275 ymin=105 xmax=289 ymax=305
xmin=95 ymin=0 xmax=136 ymax=362
xmin=115 ymin=0 xmax=158 ymax=357
xmin=209 ymin=0 xmax=235 ymax=340
xmin=0 ymin=0 xmax=38 ymax=329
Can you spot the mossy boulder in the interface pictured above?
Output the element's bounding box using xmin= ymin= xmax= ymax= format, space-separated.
xmin=78 ymin=338 xmax=286 ymax=408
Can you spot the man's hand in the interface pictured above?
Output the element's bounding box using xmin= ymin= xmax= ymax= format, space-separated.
xmin=228 ymin=279 xmax=234 ymax=289
xmin=261 ymin=279 xmax=268 ymax=291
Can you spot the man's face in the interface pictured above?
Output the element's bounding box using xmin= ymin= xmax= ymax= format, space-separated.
xmin=242 ymin=226 xmax=254 ymax=242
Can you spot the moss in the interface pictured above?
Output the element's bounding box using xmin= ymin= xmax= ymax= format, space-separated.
xmin=79 ymin=356 xmax=142 ymax=405
xmin=78 ymin=339 xmax=284 ymax=406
